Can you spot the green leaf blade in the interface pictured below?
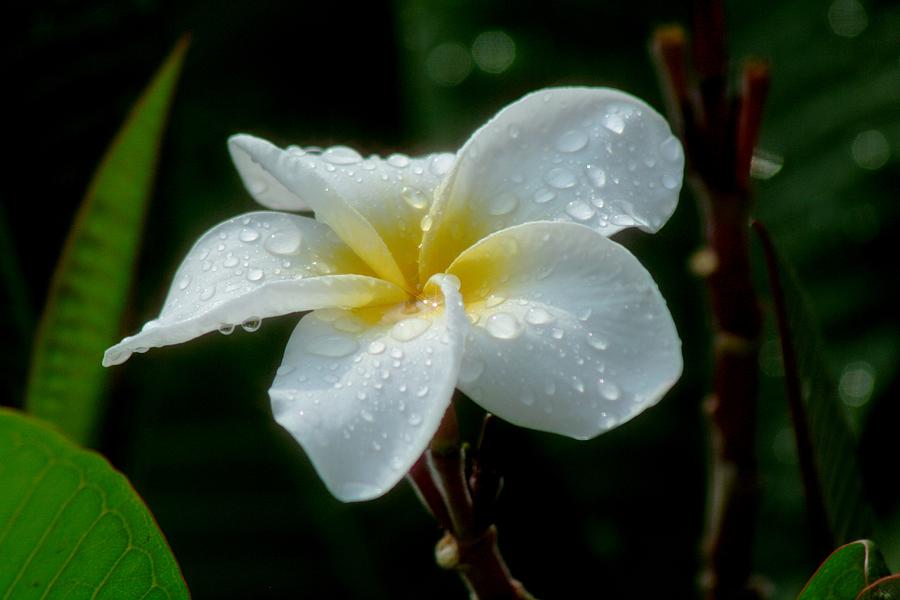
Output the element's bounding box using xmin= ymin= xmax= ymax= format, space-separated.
xmin=24 ymin=37 xmax=189 ymax=445
xmin=0 ymin=408 xmax=189 ymax=599
xmin=798 ymin=540 xmax=891 ymax=600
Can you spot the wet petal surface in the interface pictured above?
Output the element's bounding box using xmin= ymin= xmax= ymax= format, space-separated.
xmin=103 ymin=212 xmax=406 ymax=366
xmin=446 ymin=221 xmax=682 ymax=439
xmin=270 ymin=275 xmax=468 ymax=501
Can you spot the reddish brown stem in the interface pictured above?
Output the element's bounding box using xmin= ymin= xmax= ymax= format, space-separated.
xmin=652 ymin=5 xmax=769 ymax=598
xmin=406 ymin=404 xmax=531 ymax=599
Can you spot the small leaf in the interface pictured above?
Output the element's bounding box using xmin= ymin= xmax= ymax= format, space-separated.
xmin=754 ymin=222 xmax=875 ymax=544
xmin=798 ymin=540 xmax=891 ymax=600
xmin=857 ymin=574 xmax=900 ymax=600
xmin=0 ymin=408 xmax=189 ymax=598
xmin=25 ymin=36 xmax=189 ymax=445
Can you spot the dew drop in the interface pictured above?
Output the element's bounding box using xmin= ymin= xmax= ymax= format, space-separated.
xmin=662 ymin=173 xmax=680 ymax=190
xmin=659 ymin=136 xmax=683 ymax=162
xmin=524 ymin=306 xmax=554 ymax=325
xmin=485 ymin=312 xmax=524 ymax=340
xmin=264 ymin=227 xmax=303 ymax=255
xmin=430 ymin=154 xmax=455 ymax=176
xmin=508 ymin=124 xmax=520 ymax=139
xmin=420 ymin=214 xmax=433 ymax=232
xmin=521 ymin=393 xmax=535 ymax=406
xmin=249 ymin=180 xmax=268 ymax=195
xmin=599 ymin=380 xmax=621 ymax=401
xmin=602 ymin=113 xmax=625 ymax=134
xmin=239 ymin=228 xmax=260 ymax=243
xmin=565 ymin=200 xmax=595 ymax=221
xmin=402 ymin=187 xmax=429 ymax=210
xmin=306 ymin=334 xmax=359 ymax=357
xmin=485 ymin=294 xmax=506 ymax=308
xmin=588 ymin=335 xmax=609 ymax=350
xmin=177 ymin=275 xmax=191 ymax=290
xmin=391 ymin=318 xmax=432 ymax=342
xmin=408 ymin=413 xmax=423 ymax=426
xmin=533 ymin=188 xmax=556 ymax=204
xmin=218 ymin=323 xmax=235 ymax=335
xmin=247 ymin=269 xmax=264 ymax=282
xmin=387 ymin=154 xmax=410 ymax=168
xmin=200 ymin=287 xmax=215 ymax=301
xmin=322 ymin=146 xmax=362 ymax=165
xmin=361 ymin=408 xmax=375 ymax=422
xmin=223 ymin=254 xmax=239 ymax=268
xmin=367 ymin=340 xmax=386 ymax=354
xmin=241 ymin=317 xmax=262 ymax=332
xmin=545 ymin=167 xmax=577 ymax=189
xmin=585 ymin=164 xmax=607 ymax=188
xmin=488 ymin=192 xmax=519 ymax=216
xmin=556 ymin=129 xmax=589 ymax=152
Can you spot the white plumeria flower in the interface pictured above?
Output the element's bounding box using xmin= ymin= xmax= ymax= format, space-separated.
xmin=104 ymin=87 xmax=684 ymax=502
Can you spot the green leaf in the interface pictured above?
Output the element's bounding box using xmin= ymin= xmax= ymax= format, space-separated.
xmin=0 ymin=408 xmax=189 ymax=599
xmin=24 ymin=37 xmax=189 ymax=445
xmin=754 ymin=222 xmax=875 ymax=545
xmin=798 ymin=540 xmax=891 ymax=600
xmin=857 ymin=575 xmax=900 ymax=600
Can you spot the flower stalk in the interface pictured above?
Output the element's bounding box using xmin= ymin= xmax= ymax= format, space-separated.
xmin=407 ymin=402 xmax=532 ymax=599
xmin=651 ymin=4 xmax=769 ymax=598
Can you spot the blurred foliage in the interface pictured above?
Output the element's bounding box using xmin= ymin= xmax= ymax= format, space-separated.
xmin=0 ymin=408 xmax=188 ymax=598
xmin=2 ymin=0 xmax=898 ymax=599
xmin=24 ymin=36 xmax=188 ymax=446
xmin=797 ymin=540 xmax=891 ymax=600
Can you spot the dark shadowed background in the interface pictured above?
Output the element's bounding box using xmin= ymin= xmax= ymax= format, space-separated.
xmin=3 ymin=0 xmax=898 ymax=598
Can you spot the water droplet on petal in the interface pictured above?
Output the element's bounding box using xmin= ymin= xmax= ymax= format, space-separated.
xmin=599 ymin=380 xmax=620 ymax=400
xmin=508 ymin=124 xmax=520 ymax=139
xmin=387 ymin=154 xmax=410 ymax=168
xmin=200 ymin=287 xmax=215 ymax=301
xmin=659 ymin=136 xmax=683 ymax=162
xmin=402 ymin=187 xmax=429 ymax=210
xmin=239 ymin=228 xmax=260 ymax=243
xmin=430 ymin=154 xmax=455 ymax=176
xmin=367 ymin=340 xmax=386 ymax=354
xmin=420 ymin=214 xmax=433 ymax=232
xmin=306 ymin=334 xmax=359 ymax=357
xmin=545 ymin=167 xmax=577 ymax=189
xmin=485 ymin=312 xmax=524 ymax=340
xmin=408 ymin=413 xmax=423 ymax=426
xmin=249 ymin=180 xmax=268 ymax=195
xmin=485 ymin=294 xmax=506 ymax=308
xmin=602 ymin=113 xmax=625 ymax=134
xmin=524 ymin=306 xmax=554 ymax=325
xmin=241 ymin=317 xmax=262 ymax=332
xmin=585 ymin=164 xmax=607 ymax=188
xmin=223 ymin=254 xmax=239 ymax=268
xmin=264 ymin=227 xmax=303 ymax=255
xmin=556 ymin=129 xmax=589 ymax=152
xmin=533 ymin=188 xmax=556 ymax=204
xmin=588 ymin=335 xmax=609 ymax=350
xmin=218 ymin=323 xmax=235 ymax=335
xmin=565 ymin=200 xmax=595 ymax=221
xmin=177 ymin=275 xmax=191 ymax=290
xmin=391 ymin=318 xmax=432 ymax=342
xmin=487 ymin=192 xmax=518 ymax=216
xmin=662 ymin=173 xmax=680 ymax=190
xmin=322 ymin=146 xmax=362 ymax=165
xmin=521 ymin=393 xmax=535 ymax=406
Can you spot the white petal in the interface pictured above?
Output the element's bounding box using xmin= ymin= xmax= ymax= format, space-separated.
xmin=270 ymin=274 xmax=468 ymax=502
xmin=103 ymin=212 xmax=407 ymax=366
xmin=229 ymin=134 xmax=453 ymax=287
xmin=229 ymin=139 xmax=310 ymax=211
xmin=446 ymin=221 xmax=682 ymax=439
xmin=419 ymin=87 xmax=684 ymax=278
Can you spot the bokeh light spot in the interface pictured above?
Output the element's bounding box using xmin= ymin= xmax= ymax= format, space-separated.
xmin=839 ymin=361 xmax=875 ymax=407
xmin=426 ymin=42 xmax=472 ymax=87
xmin=851 ymin=129 xmax=890 ymax=170
xmin=471 ymin=31 xmax=516 ymax=74
xmin=828 ymin=0 xmax=868 ymax=37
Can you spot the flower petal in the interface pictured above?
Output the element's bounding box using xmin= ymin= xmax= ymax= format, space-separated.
xmin=446 ymin=221 xmax=682 ymax=440
xmin=269 ymin=274 xmax=467 ymax=502
xmin=419 ymin=87 xmax=684 ymax=278
xmin=229 ymin=134 xmax=454 ymax=287
xmin=103 ymin=212 xmax=407 ymax=366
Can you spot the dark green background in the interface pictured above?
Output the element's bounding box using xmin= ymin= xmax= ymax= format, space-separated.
xmin=3 ymin=0 xmax=898 ymax=597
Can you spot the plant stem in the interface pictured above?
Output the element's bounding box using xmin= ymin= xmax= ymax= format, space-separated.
xmin=651 ymin=6 xmax=769 ymax=597
xmin=406 ymin=404 xmax=533 ymax=599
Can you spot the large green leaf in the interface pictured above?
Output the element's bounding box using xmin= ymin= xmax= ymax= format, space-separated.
xmin=797 ymin=540 xmax=890 ymax=600
xmin=754 ymin=223 xmax=875 ymax=545
xmin=0 ymin=408 xmax=189 ymax=599
xmin=24 ymin=37 xmax=189 ymax=445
